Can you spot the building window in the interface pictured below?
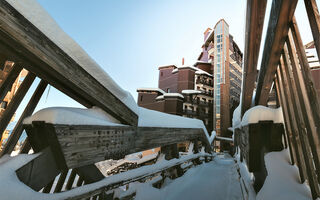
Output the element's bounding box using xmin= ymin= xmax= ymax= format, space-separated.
xmin=1 ymin=101 xmax=7 ymax=109
xmin=140 ymin=95 xmax=143 ymax=102
xmin=161 ymin=72 xmax=163 ymax=76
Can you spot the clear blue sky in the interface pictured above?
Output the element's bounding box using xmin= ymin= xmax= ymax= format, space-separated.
xmin=14 ymin=0 xmax=317 ymax=119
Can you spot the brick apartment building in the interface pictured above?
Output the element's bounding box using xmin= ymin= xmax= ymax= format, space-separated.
xmin=137 ymin=19 xmax=243 ymax=150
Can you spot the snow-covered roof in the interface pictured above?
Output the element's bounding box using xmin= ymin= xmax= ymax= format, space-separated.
xmin=171 ymin=65 xmax=212 ymax=77
xmin=5 ymin=0 xmax=138 ymax=114
xmin=137 ymin=88 xmax=165 ymax=94
xmin=181 ymin=90 xmax=203 ymax=95
xmin=155 ymin=93 xmax=184 ymax=100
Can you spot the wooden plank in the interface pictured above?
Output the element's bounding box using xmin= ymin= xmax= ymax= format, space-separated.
xmin=54 ymin=170 xmax=68 ymax=193
xmin=286 ymin=33 xmax=320 ymax=182
xmin=254 ymin=0 xmax=298 ymax=105
xmin=16 ymin=147 xmax=60 ymax=191
xmin=0 ymin=54 xmax=7 ymax=70
xmin=65 ymin=169 xmax=77 ymax=190
xmin=24 ymin=123 xmax=209 ymax=169
xmin=0 ymin=72 xmax=35 ymax=140
xmin=281 ymin=49 xmax=320 ymax=197
xmin=43 ymin=180 xmax=54 ymax=193
xmin=0 ymin=63 xmax=21 ymax=102
xmin=19 ymin=138 xmax=31 ymax=154
xmin=279 ymin=58 xmax=307 ymax=183
xmin=274 ymin=77 xmax=294 ymax=163
xmin=0 ymin=80 xmax=47 ymax=157
xmin=304 ymin=0 xmax=320 ymax=61
xmin=0 ymin=1 xmax=138 ymax=126
xmin=290 ymin=17 xmax=320 ymax=180
xmin=241 ymin=0 xmax=267 ymax=116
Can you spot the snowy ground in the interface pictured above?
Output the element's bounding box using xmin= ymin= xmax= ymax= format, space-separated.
xmin=134 ymin=153 xmax=243 ymax=200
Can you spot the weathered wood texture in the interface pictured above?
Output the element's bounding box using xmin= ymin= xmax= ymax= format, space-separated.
xmin=304 ymin=0 xmax=320 ymax=61
xmin=255 ymin=0 xmax=298 ymax=105
xmin=0 ymin=1 xmax=138 ymax=126
xmin=241 ymin=0 xmax=267 ymax=117
xmin=24 ymin=123 xmax=210 ymax=169
xmin=16 ymin=147 xmax=60 ymax=191
xmin=0 ymin=80 xmax=47 ymax=157
xmin=0 ymin=63 xmax=21 ymax=102
xmin=286 ymin=34 xmax=320 ymax=182
xmin=0 ymin=72 xmax=35 ymax=140
xmin=278 ymin=60 xmax=307 ymax=183
xmin=281 ymin=52 xmax=320 ymax=197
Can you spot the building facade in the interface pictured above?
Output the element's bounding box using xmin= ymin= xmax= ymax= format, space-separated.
xmin=138 ymin=19 xmax=243 ymax=150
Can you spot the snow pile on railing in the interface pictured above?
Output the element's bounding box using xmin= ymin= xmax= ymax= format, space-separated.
xmin=24 ymin=106 xmax=211 ymax=144
xmin=256 ymin=149 xmax=312 ymax=200
xmin=5 ymin=0 xmax=138 ymax=114
xmin=0 ymin=152 xmax=210 ymax=200
xmin=232 ymin=105 xmax=284 ymax=129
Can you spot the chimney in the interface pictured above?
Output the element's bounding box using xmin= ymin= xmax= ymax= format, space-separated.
xmin=182 ymin=57 xmax=185 ymax=65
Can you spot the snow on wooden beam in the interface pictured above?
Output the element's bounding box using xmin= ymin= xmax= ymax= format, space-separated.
xmin=0 ymin=1 xmax=138 ymax=126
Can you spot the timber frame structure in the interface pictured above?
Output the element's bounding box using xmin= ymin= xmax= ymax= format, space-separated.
xmin=0 ymin=0 xmax=320 ymax=199
xmin=0 ymin=1 xmax=213 ymax=199
xmin=239 ymin=0 xmax=320 ymax=199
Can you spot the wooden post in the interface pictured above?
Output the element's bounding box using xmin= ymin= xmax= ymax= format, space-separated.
xmin=241 ymin=0 xmax=267 ymax=117
xmin=0 ymin=80 xmax=47 ymax=156
xmin=65 ymin=169 xmax=76 ymax=190
xmin=43 ymin=180 xmax=54 ymax=193
xmin=0 ymin=64 xmax=21 ymax=102
xmin=19 ymin=138 xmax=31 ymax=154
xmin=304 ymin=0 xmax=320 ymax=61
xmin=277 ymin=65 xmax=306 ymax=182
xmin=286 ymin=33 xmax=320 ymax=182
xmin=0 ymin=72 xmax=35 ymax=140
xmin=54 ymin=170 xmax=68 ymax=193
xmin=281 ymin=49 xmax=320 ymax=197
xmin=290 ymin=17 xmax=320 ymax=153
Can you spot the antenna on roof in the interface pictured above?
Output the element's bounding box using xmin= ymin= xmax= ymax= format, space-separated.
xmin=182 ymin=57 xmax=185 ymax=65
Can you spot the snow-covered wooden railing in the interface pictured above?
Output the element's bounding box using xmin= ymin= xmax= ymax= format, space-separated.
xmin=240 ymin=0 xmax=320 ymax=198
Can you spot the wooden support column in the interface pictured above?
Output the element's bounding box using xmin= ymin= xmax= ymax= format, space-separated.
xmin=0 ymin=80 xmax=47 ymax=156
xmin=274 ymin=78 xmax=291 ymax=153
xmin=304 ymin=0 xmax=320 ymax=60
xmin=19 ymin=138 xmax=31 ymax=154
xmin=54 ymin=170 xmax=68 ymax=193
xmin=241 ymin=0 xmax=267 ymax=116
xmin=290 ymin=17 xmax=320 ymax=146
xmin=65 ymin=169 xmax=76 ymax=190
xmin=282 ymin=49 xmax=320 ymax=198
xmin=286 ymin=33 xmax=320 ymax=182
xmin=0 ymin=72 xmax=35 ymax=140
xmin=0 ymin=64 xmax=22 ymax=102
xmin=278 ymin=64 xmax=307 ymax=183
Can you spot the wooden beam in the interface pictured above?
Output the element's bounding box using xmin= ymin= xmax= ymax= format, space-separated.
xmin=274 ymin=77 xmax=294 ymax=163
xmin=304 ymin=0 xmax=320 ymax=61
xmin=278 ymin=63 xmax=307 ymax=183
xmin=241 ymin=0 xmax=267 ymax=117
xmin=16 ymin=147 xmax=60 ymax=191
xmin=0 ymin=63 xmax=21 ymax=102
xmin=290 ymin=18 xmax=320 ymax=175
xmin=53 ymin=170 xmax=68 ymax=193
xmin=0 ymin=80 xmax=47 ymax=157
xmin=0 ymin=1 xmax=138 ymax=126
xmin=282 ymin=49 xmax=320 ymax=197
xmin=286 ymin=33 xmax=320 ymax=182
xmin=255 ymin=0 xmax=298 ymax=105
xmin=24 ymin=123 xmax=209 ymax=169
xmin=0 ymin=72 xmax=35 ymax=140
xmin=19 ymin=138 xmax=31 ymax=154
